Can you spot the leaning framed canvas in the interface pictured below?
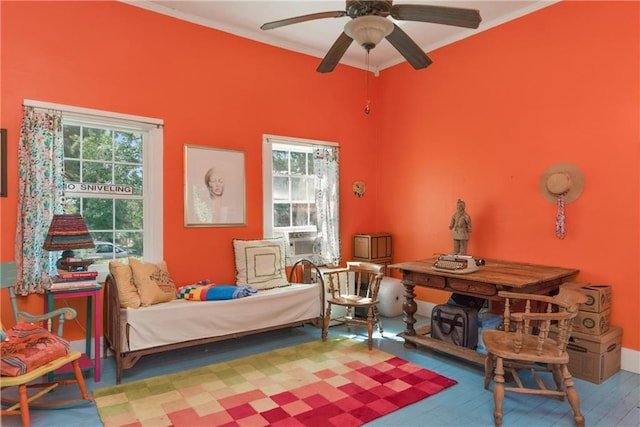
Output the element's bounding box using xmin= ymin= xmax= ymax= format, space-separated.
xmin=1 ymin=128 xmax=6 ymax=197
xmin=184 ymin=144 xmax=246 ymax=227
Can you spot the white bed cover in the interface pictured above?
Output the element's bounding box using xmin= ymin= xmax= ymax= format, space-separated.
xmin=120 ymin=283 xmax=320 ymax=352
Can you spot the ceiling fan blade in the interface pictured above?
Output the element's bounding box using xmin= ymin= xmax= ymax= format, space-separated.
xmin=386 ymin=24 xmax=432 ymax=70
xmin=391 ymin=4 xmax=481 ymax=29
xmin=261 ymin=11 xmax=347 ymax=31
xmin=317 ymin=32 xmax=353 ymax=73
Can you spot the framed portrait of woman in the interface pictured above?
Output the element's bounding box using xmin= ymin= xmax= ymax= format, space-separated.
xmin=184 ymin=144 xmax=246 ymax=227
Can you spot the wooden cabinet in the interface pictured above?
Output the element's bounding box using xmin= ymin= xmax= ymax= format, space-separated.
xmin=352 ymin=233 xmax=392 ymax=274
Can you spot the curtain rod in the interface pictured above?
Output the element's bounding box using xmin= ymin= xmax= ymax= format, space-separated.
xmin=23 ymin=99 xmax=164 ymax=129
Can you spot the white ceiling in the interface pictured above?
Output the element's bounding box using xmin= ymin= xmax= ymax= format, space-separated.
xmin=123 ymin=0 xmax=558 ymax=72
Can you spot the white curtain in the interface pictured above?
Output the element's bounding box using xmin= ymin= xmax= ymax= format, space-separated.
xmin=311 ymin=145 xmax=341 ymax=266
xmin=15 ymin=106 xmax=64 ymax=295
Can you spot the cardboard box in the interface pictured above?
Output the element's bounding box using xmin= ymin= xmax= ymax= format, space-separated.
xmin=561 ymin=282 xmax=612 ymax=313
xmin=562 ymin=282 xmax=612 ymax=313
xmin=573 ymin=309 xmax=610 ymax=335
xmin=580 ymin=285 xmax=612 ymax=313
xmin=353 ymin=233 xmax=392 ymax=261
xmin=565 ymin=326 xmax=622 ymax=384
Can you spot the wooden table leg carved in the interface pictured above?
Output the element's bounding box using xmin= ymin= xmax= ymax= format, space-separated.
xmin=401 ymin=280 xmax=418 ymax=348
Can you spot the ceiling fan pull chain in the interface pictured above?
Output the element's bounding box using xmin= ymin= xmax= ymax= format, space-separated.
xmin=364 ymin=50 xmax=371 ymax=115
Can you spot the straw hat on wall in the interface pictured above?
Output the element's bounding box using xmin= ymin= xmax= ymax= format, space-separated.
xmin=539 ymin=162 xmax=585 ymax=204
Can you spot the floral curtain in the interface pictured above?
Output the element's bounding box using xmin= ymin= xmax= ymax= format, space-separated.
xmin=14 ymin=106 xmax=64 ymax=295
xmin=311 ymin=145 xmax=341 ymax=266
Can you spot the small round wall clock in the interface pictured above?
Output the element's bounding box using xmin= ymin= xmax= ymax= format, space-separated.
xmin=352 ymin=180 xmax=365 ymax=198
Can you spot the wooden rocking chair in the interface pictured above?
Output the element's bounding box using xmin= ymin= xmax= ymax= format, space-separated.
xmin=483 ymin=288 xmax=587 ymax=427
xmin=1 ymin=262 xmax=93 ymax=426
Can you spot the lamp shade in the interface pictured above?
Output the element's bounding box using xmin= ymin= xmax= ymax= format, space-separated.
xmin=344 ymin=15 xmax=394 ymax=50
xmin=43 ymin=214 xmax=95 ymax=251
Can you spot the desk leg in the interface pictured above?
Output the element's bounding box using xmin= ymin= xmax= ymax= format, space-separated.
xmin=401 ymin=280 xmax=417 ymax=349
xmin=94 ymin=290 xmax=101 ymax=383
xmin=85 ymin=297 xmax=92 ymax=358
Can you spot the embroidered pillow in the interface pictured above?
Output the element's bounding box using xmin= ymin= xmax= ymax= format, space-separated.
xmin=129 ymin=258 xmax=177 ymax=306
xmin=1 ymin=322 xmax=70 ymax=376
xmin=233 ymin=238 xmax=288 ymax=290
xmin=108 ymin=261 xmax=141 ymax=309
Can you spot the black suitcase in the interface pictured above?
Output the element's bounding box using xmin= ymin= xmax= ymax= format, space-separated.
xmin=431 ymin=303 xmax=479 ymax=349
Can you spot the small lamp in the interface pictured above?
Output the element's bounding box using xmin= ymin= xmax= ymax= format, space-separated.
xmin=344 ymin=15 xmax=394 ymax=51
xmin=43 ymin=214 xmax=95 ymax=272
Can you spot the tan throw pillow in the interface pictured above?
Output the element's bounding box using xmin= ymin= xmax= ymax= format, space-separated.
xmin=108 ymin=261 xmax=141 ymax=309
xmin=129 ymin=258 xmax=176 ymax=306
xmin=233 ymin=238 xmax=288 ymax=290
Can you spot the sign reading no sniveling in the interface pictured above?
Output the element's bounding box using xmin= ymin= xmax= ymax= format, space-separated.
xmin=65 ymin=182 xmax=133 ymax=196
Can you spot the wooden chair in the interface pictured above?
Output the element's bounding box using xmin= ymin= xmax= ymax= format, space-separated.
xmin=1 ymin=262 xmax=93 ymax=426
xmin=287 ymin=258 xmax=326 ymax=328
xmin=483 ymin=288 xmax=587 ymax=427
xmin=321 ymin=261 xmax=384 ymax=350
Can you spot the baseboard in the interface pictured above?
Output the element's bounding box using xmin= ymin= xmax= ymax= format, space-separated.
xmin=621 ymin=348 xmax=640 ymax=374
xmin=415 ymin=300 xmax=640 ymax=375
xmin=69 ymin=337 xmax=103 ymax=359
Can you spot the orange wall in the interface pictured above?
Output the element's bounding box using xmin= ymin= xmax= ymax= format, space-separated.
xmin=1 ymin=1 xmax=638 ymax=352
xmin=376 ymin=1 xmax=639 ymax=349
xmin=0 ymin=1 xmax=379 ymax=334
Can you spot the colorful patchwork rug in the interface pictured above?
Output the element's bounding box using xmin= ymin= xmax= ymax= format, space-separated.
xmin=93 ymin=336 xmax=456 ymax=426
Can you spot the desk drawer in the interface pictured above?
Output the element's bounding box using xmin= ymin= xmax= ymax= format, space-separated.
xmin=449 ymin=279 xmax=496 ymax=296
xmin=403 ymin=272 xmax=446 ymax=288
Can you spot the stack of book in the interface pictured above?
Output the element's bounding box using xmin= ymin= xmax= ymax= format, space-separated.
xmin=45 ymin=270 xmax=99 ymax=290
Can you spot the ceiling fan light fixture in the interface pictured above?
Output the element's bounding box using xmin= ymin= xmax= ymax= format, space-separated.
xmin=344 ymin=15 xmax=393 ymax=50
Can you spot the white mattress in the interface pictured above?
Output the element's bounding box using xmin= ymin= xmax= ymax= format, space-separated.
xmin=120 ymin=283 xmax=321 ymax=352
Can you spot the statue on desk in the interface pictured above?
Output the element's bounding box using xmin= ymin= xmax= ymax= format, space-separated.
xmin=449 ymin=199 xmax=472 ymax=255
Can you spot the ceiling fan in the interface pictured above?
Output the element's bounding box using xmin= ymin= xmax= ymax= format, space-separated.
xmin=261 ymin=0 xmax=482 ymax=73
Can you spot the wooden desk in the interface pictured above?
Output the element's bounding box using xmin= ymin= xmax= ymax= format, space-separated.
xmin=388 ymin=258 xmax=578 ymax=365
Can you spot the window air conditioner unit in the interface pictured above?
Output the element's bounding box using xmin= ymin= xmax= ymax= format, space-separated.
xmin=288 ymin=231 xmax=317 ymax=259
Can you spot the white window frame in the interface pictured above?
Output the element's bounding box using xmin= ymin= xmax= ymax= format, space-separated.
xmin=262 ymin=134 xmax=338 ymax=260
xmin=23 ymin=99 xmax=164 ymax=280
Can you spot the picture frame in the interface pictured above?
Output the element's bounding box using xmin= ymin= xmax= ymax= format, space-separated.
xmin=184 ymin=144 xmax=246 ymax=227
xmin=1 ymin=129 xmax=7 ymax=197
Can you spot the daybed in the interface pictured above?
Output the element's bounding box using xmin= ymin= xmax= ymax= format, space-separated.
xmin=102 ymin=240 xmax=324 ymax=384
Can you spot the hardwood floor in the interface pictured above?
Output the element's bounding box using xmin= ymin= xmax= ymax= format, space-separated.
xmin=2 ymin=315 xmax=638 ymax=426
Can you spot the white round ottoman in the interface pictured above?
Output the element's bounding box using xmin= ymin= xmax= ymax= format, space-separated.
xmin=377 ymin=277 xmax=404 ymax=317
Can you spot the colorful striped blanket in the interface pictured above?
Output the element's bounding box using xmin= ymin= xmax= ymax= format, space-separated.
xmin=1 ymin=322 xmax=70 ymax=376
xmin=177 ymin=280 xmax=257 ymax=301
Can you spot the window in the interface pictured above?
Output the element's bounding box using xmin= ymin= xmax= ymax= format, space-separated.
xmin=272 ymin=143 xmax=316 ymax=231
xmin=263 ymin=134 xmax=340 ymax=263
xmin=24 ymin=100 xmax=164 ymax=278
xmin=62 ymin=121 xmax=145 ymax=264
